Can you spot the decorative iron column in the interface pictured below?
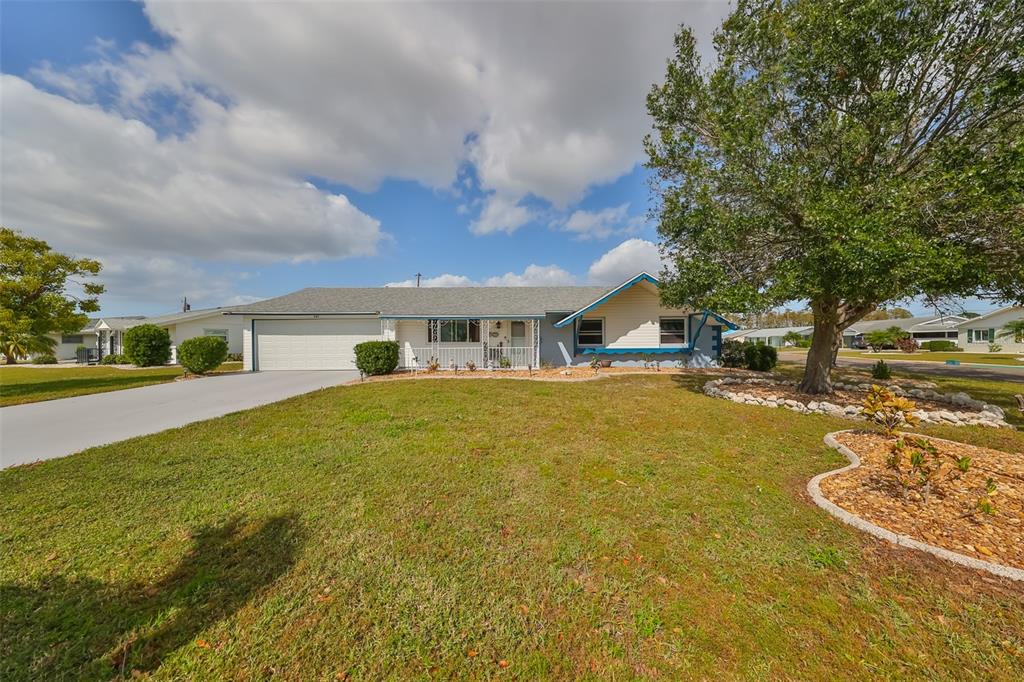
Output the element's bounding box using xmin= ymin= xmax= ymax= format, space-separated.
xmin=482 ymin=319 xmax=490 ymax=368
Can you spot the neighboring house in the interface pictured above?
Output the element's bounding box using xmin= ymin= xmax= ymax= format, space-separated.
xmin=958 ymin=306 xmax=1024 ymax=353
xmin=226 ymin=273 xmax=737 ymax=371
xmin=726 ymin=325 xmax=814 ymax=347
xmin=48 ymin=307 xmax=244 ymax=362
xmin=48 ymin=317 xmax=144 ymax=361
xmin=845 ymin=314 xmax=966 ymax=348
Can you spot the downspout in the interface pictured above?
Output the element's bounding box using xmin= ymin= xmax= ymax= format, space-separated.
xmin=251 ymin=319 xmax=257 ymax=372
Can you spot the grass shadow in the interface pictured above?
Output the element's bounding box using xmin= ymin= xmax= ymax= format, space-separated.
xmin=0 ymin=514 xmax=303 ymax=680
xmin=0 ymin=374 xmax=178 ymax=401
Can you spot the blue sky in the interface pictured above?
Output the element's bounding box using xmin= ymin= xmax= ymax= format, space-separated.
xmin=0 ymin=1 xmax=996 ymax=318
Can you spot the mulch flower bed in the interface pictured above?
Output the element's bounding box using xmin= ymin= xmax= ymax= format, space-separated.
xmin=821 ymin=431 xmax=1024 ymax=569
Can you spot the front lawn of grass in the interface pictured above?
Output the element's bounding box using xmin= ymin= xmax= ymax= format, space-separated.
xmin=2 ymin=375 xmax=1022 ymax=680
xmin=0 ymin=362 xmax=244 ymax=407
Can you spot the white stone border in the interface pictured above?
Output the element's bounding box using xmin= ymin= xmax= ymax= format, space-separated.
xmin=809 ymin=430 xmax=1024 ymax=582
xmin=702 ymin=377 xmax=1011 ymax=428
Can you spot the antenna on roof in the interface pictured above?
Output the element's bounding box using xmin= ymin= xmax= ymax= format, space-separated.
xmin=182 ymin=296 xmax=191 ymax=312
xmin=415 ymin=273 xmax=422 ymax=288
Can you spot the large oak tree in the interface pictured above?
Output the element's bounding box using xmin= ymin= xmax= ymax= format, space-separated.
xmin=647 ymin=0 xmax=1024 ymax=393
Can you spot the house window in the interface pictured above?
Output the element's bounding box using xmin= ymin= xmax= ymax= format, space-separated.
xmin=968 ymin=328 xmax=991 ymax=343
xmin=61 ymin=334 xmax=84 ymax=344
xmin=660 ymin=318 xmax=687 ymax=346
xmin=204 ymin=328 xmax=229 ymax=343
xmin=428 ymin=320 xmax=480 ymax=343
xmin=577 ymin=318 xmax=604 ymax=346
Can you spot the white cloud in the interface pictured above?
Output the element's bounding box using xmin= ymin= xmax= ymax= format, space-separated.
xmin=587 ymin=239 xmax=666 ymax=284
xmin=9 ymin=1 xmax=729 ymax=241
xmin=385 ymin=273 xmax=477 ymax=288
xmin=0 ymin=76 xmax=384 ymax=263
xmin=557 ymin=203 xmax=646 ymax=240
xmin=385 ymin=264 xmax=575 ymax=288
xmin=469 ymin=195 xmax=537 ymax=235
xmin=483 ymin=265 xmax=575 ymax=287
xmin=92 ymin=254 xmax=253 ymax=314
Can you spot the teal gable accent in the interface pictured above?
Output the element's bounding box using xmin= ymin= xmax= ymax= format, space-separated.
xmin=553 ymin=272 xmax=660 ymax=328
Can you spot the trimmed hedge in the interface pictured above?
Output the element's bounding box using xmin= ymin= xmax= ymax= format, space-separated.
xmin=123 ymin=324 xmax=172 ymax=366
xmin=354 ymin=341 xmax=399 ymax=375
xmin=33 ymin=353 xmax=58 ymax=365
xmin=178 ymin=336 xmax=228 ymax=374
xmin=922 ymin=340 xmax=962 ymax=352
xmin=743 ymin=343 xmax=778 ymax=371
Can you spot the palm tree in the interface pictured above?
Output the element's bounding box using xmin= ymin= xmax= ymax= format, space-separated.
xmin=0 ymin=332 xmax=57 ymax=364
xmin=998 ymin=319 xmax=1024 ymax=344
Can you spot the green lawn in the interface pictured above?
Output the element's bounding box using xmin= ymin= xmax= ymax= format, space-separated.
xmin=782 ymin=348 xmax=1024 ymax=366
xmin=0 ymin=363 xmax=244 ymax=407
xmin=2 ymin=375 xmax=1022 ymax=680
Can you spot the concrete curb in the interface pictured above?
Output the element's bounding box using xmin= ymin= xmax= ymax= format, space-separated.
xmin=809 ymin=430 xmax=1024 ymax=582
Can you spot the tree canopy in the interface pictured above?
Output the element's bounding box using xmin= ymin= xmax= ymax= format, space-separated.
xmin=647 ymin=0 xmax=1024 ymax=392
xmin=0 ymin=228 xmax=104 ymax=362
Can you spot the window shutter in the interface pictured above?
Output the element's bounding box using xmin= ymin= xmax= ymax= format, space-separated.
xmin=989 ymin=328 xmax=996 ymax=343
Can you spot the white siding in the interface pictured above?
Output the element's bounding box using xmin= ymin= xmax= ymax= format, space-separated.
xmin=48 ymin=333 xmax=98 ymax=361
xmin=395 ymin=320 xmax=428 ymax=366
xmin=583 ymin=281 xmax=691 ymax=348
xmin=958 ymin=307 xmax=1024 ymax=353
xmin=166 ymin=314 xmax=244 ymax=354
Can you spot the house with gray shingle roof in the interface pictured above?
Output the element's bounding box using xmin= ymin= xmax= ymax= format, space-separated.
xmin=225 ymin=272 xmax=736 ymax=371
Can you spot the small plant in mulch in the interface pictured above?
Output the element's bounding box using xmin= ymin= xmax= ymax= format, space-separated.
xmin=886 ymin=436 xmax=950 ymax=502
xmin=860 ymin=384 xmax=919 ymax=435
xmin=589 ymin=355 xmax=601 ymax=375
xmin=973 ymin=477 xmax=998 ymax=517
xmin=465 ymin=360 xmax=476 ymax=372
xmin=426 ymin=357 xmax=441 ymax=372
xmin=870 ymin=359 xmax=892 ymax=380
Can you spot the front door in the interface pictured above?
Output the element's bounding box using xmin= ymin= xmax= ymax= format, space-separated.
xmin=511 ymin=321 xmax=526 ymax=347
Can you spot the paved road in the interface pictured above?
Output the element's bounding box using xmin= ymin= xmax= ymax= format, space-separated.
xmin=0 ymin=371 xmax=358 ymax=469
xmin=779 ymin=352 xmax=1024 ymax=383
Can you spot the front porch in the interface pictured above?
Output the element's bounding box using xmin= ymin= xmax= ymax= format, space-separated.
xmin=385 ymin=318 xmax=541 ymax=370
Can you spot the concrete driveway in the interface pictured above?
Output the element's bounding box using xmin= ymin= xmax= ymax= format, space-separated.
xmin=0 ymin=371 xmax=358 ymax=469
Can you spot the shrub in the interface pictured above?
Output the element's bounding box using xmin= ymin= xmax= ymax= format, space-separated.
xmin=988 ymin=342 xmax=1003 ymax=353
xmin=894 ymin=336 xmax=917 ymax=353
xmin=354 ymin=341 xmax=399 ymax=375
xmin=123 ymin=324 xmax=172 ymax=366
xmin=922 ymin=339 xmax=958 ymax=352
xmin=178 ymin=336 xmax=228 ymax=374
xmin=226 ymin=352 xmax=243 ymax=362
xmin=860 ymin=384 xmax=919 ymax=436
xmin=33 ymin=353 xmax=58 ymax=364
xmin=720 ymin=339 xmax=746 ymax=368
xmin=743 ymin=343 xmax=777 ymax=371
xmin=100 ymin=353 xmax=129 ymax=365
xmin=871 ymin=359 xmax=892 ymax=380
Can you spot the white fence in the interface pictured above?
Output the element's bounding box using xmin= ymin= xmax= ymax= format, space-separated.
xmin=403 ymin=346 xmax=535 ymax=369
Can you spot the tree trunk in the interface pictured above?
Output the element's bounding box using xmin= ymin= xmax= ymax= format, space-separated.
xmin=798 ymin=298 xmax=843 ymax=394
xmin=4 ymin=356 xmax=16 ymax=365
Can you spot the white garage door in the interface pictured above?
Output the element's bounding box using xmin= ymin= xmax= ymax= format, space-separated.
xmin=254 ymin=318 xmax=380 ymax=370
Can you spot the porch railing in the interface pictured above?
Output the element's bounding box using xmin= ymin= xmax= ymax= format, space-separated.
xmin=403 ymin=346 xmax=535 ymax=369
